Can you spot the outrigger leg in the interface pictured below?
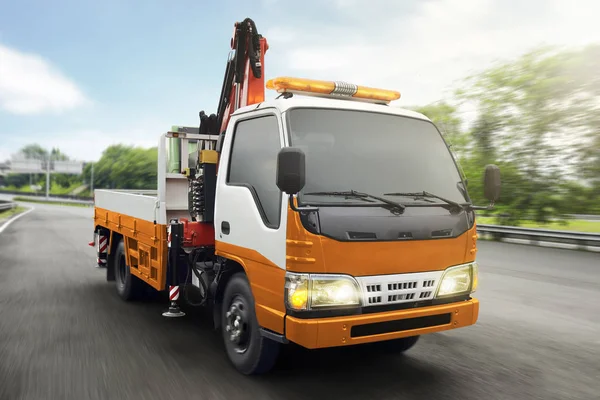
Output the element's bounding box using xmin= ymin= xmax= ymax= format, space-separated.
xmin=163 ymin=220 xmax=186 ymax=318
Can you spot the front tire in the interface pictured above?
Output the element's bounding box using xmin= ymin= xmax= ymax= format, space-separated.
xmin=114 ymin=240 xmax=143 ymax=301
xmin=221 ymin=272 xmax=281 ymax=375
xmin=374 ymin=335 xmax=420 ymax=353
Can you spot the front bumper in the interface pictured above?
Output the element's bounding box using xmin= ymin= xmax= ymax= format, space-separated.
xmin=284 ymin=298 xmax=479 ymax=349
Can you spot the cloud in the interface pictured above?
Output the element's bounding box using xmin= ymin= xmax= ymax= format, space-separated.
xmin=0 ymin=43 xmax=89 ymax=115
xmin=264 ymin=0 xmax=600 ymax=107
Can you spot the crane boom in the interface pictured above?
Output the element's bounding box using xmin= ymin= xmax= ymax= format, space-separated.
xmin=198 ymin=18 xmax=269 ymax=137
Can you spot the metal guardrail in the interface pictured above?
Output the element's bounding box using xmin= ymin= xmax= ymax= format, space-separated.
xmin=0 ymin=189 xmax=92 ymax=201
xmin=0 ymin=200 xmax=16 ymax=212
xmin=570 ymin=214 xmax=600 ymax=221
xmin=12 ymin=195 xmax=93 ymax=206
xmin=476 ymin=224 xmax=600 ymax=250
xmin=3 ymin=193 xmax=599 ymax=250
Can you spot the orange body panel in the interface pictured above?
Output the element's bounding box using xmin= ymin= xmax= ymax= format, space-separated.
xmin=245 ymin=37 xmax=269 ymax=106
xmin=286 ymin=208 xmax=478 ymax=276
xmin=215 ymin=241 xmax=286 ymax=334
xmin=219 ymin=37 xmax=269 ymax=134
xmin=95 ymin=203 xmax=476 ymax=346
xmin=215 ymin=206 xmax=478 ymax=343
xmin=94 ymin=207 xmax=168 ymax=291
xmin=286 ymin=299 xmax=479 ymax=349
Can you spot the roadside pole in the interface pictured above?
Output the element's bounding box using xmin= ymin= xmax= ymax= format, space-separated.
xmin=90 ymin=162 xmax=94 ymax=195
xmin=45 ymin=155 xmax=50 ymax=201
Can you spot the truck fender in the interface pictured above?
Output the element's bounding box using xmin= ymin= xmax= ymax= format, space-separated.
xmin=210 ymin=258 xmax=245 ymax=330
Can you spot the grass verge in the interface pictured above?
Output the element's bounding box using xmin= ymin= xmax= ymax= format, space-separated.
xmin=476 ymin=217 xmax=600 ymax=233
xmin=0 ymin=206 xmax=28 ymax=221
xmin=13 ymin=197 xmax=91 ymax=208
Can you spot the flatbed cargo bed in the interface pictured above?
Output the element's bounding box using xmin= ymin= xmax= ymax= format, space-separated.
xmin=94 ymin=189 xmax=162 ymax=223
xmin=91 ymin=130 xmax=218 ymax=293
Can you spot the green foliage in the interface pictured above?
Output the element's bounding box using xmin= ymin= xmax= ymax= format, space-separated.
xmin=83 ymin=144 xmax=158 ymax=190
xmin=0 ymin=205 xmax=28 ymax=219
xmin=17 ymin=144 xmax=70 ymax=161
xmin=4 ymin=143 xmax=158 ymax=195
xmin=51 ymin=173 xmax=80 ymax=190
xmin=458 ymin=46 xmax=599 ymax=176
xmin=19 ymin=144 xmax=48 ymax=159
xmin=451 ymin=44 xmax=600 ymax=224
xmin=3 ymin=173 xmax=31 ymax=188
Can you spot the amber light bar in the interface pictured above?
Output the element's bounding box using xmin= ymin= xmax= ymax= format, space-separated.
xmin=266 ymin=76 xmax=401 ymax=104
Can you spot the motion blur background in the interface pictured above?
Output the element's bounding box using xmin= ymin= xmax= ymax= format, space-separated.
xmin=2 ymin=0 xmax=599 ymax=227
xmin=0 ymin=1 xmax=599 ymax=399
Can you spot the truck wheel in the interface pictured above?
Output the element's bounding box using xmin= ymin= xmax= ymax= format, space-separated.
xmin=375 ymin=335 xmax=420 ymax=353
xmin=114 ymin=240 xmax=142 ymax=301
xmin=221 ymin=272 xmax=281 ymax=375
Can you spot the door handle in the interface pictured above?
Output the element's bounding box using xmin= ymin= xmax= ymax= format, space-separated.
xmin=221 ymin=221 xmax=230 ymax=235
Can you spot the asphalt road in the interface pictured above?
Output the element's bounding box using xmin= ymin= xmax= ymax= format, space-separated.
xmin=0 ymin=204 xmax=599 ymax=400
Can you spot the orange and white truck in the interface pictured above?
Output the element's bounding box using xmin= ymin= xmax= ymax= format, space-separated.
xmin=89 ymin=18 xmax=501 ymax=375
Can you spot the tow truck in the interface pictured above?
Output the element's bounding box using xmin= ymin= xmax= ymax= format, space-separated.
xmin=90 ymin=17 xmax=501 ymax=375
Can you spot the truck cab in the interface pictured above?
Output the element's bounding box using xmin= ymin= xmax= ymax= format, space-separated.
xmin=210 ymin=83 xmax=499 ymax=370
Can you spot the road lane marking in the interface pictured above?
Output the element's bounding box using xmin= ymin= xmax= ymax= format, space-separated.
xmin=0 ymin=207 xmax=35 ymax=235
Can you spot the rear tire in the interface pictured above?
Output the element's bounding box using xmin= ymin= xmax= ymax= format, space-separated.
xmin=114 ymin=240 xmax=143 ymax=301
xmin=221 ymin=272 xmax=281 ymax=375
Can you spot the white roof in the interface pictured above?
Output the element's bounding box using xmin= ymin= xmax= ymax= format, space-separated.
xmin=232 ymin=95 xmax=431 ymax=122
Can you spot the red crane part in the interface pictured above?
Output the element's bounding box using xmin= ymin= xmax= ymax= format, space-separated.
xmin=179 ymin=218 xmax=215 ymax=247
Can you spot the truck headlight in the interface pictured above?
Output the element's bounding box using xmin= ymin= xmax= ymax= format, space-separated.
xmin=435 ymin=262 xmax=478 ymax=298
xmin=285 ymin=272 xmax=361 ymax=311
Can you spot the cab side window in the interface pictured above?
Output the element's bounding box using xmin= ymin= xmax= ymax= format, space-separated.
xmin=227 ymin=115 xmax=282 ymax=228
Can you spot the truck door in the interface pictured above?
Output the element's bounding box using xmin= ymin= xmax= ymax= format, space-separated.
xmin=214 ymin=109 xmax=287 ymax=274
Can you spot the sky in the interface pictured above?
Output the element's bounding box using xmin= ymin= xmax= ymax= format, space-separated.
xmin=1 ymin=0 xmax=600 ymax=162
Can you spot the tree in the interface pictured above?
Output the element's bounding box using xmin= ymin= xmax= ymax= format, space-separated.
xmin=19 ymin=144 xmax=48 ymax=160
xmin=50 ymin=147 xmax=70 ymax=161
xmin=83 ymin=145 xmax=158 ymax=190
xmin=455 ymin=45 xmax=600 ymax=223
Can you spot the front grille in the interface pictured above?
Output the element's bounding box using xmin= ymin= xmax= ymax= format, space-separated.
xmin=356 ymin=271 xmax=444 ymax=307
xmin=389 ymin=293 xmax=415 ymax=302
xmin=389 ymin=281 xmax=418 ymax=290
xmin=366 ymin=284 xmax=381 ymax=292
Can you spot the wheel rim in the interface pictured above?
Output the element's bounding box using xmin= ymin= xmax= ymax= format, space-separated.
xmin=225 ymin=295 xmax=251 ymax=354
xmin=117 ymin=254 xmax=127 ymax=285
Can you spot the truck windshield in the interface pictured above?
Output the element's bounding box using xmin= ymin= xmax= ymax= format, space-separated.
xmin=286 ymin=107 xmax=468 ymax=206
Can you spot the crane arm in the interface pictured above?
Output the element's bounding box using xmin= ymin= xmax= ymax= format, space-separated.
xmin=198 ymin=18 xmax=269 ymax=137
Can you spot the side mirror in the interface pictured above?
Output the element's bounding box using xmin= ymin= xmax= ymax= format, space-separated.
xmin=466 ymin=164 xmax=501 ymax=211
xmin=276 ymin=147 xmax=318 ymax=213
xmin=483 ymin=164 xmax=501 ymax=202
xmin=276 ymin=147 xmax=306 ymax=195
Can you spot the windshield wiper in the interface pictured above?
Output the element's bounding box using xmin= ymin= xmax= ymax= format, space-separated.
xmin=383 ymin=191 xmax=465 ymax=210
xmin=305 ymin=190 xmax=406 ymax=213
